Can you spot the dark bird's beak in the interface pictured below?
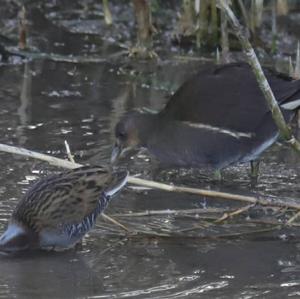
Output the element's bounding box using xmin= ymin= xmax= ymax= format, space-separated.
xmin=111 ymin=142 xmax=121 ymax=164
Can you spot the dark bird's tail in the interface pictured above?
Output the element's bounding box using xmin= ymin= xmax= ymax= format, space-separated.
xmin=281 ymin=98 xmax=300 ymax=110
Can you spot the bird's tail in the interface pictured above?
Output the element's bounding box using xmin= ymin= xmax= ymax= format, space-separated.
xmin=281 ymin=98 xmax=300 ymax=110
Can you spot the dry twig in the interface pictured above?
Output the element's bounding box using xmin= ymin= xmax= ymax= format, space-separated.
xmin=112 ymin=207 xmax=232 ymax=217
xmin=218 ymin=0 xmax=300 ymax=153
xmin=0 ymin=143 xmax=300 ymax=211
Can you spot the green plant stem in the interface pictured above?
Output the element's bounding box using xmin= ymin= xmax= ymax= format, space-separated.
xmin=218 ymin=0 xmax=300 ymax=153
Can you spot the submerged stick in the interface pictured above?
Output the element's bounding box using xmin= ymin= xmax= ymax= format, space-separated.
xmin=127 ymin=176 xmax=300 ymax=209
xmin=214 ymin=204 xmax=253 ymax=223
xmin=1 ymin=143 xmax=300 ymax=210
xmin=218 ymin=0 xmax=300 ymax=153
xmin=112 ymin=207 xmax=232 ymax=217
xmin=126 ymin=226 xmax=280 ymax=240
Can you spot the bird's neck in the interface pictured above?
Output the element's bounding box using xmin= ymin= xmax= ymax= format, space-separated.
xmin=136 ymin=113 xmax=160 ymax=146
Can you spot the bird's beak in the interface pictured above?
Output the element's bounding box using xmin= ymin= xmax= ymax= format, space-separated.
xmin=111 ymin=142 xmax=122 ymax=164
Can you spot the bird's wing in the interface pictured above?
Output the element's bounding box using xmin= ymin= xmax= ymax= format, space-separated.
xmin=13 ymin=166 xmax=120 ymax=231
xmin=263 ymin=67 xmax=300 ymax=104
xmin=160 ymin=62 xmax=300 ymax=133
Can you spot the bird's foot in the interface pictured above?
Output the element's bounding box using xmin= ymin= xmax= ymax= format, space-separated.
xmin=249 ymin=160 xmax=260 ymax=186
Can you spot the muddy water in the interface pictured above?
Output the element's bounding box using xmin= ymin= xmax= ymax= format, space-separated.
xmin=0 ymin=57 xmax=299 ymax=299
xmin=0 ymin=4 xmax=300 ymax=298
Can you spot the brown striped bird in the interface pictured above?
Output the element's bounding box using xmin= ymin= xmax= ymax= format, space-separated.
xmin=0 ymin=166 xmax=128 ymax=252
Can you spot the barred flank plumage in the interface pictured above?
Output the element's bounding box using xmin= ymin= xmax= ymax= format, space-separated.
xmin=0 ymin=166 xmax=128 ymax=252
xmin=64 ymin=192 xmax=109 ymax=239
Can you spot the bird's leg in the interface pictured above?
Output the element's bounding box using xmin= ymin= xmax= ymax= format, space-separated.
xmin=213 ymin=169 xmax=222 ymax=181
xmin=250 ymin=160 xmax=260 ymax=183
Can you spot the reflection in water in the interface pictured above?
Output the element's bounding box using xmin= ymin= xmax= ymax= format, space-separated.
xmin=0 ymin=43 xmax=299 ymax=299
xmin=18 ymin=63 xmax=32 ymax=126
xmin=1 ymin=236 xmax=295 ymax=298
xmin=0 ymin=58 xmax=299 ymax=298
xmin=0 ymin=250 xmax=102 ymax=298
xmin=17 ymin=62 xmax=32 ymax=146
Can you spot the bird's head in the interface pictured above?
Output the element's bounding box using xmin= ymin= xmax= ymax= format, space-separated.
xmin=0 ymin=221 xmax=38 ymax=253
xmin=111 ymin=111 xmax=157 ymax=163
xmin=111 ymin=112 xmax=142 ymax=163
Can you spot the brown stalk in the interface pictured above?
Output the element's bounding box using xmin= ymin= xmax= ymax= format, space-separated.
xmin=1 ymin=143 xmax=300 ymax=211
xmin=218 ymin=0 xmax=300 ymax=153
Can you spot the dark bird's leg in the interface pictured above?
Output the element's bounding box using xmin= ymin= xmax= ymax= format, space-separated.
xmin=250 ymin=160 xmax=260 ymax=184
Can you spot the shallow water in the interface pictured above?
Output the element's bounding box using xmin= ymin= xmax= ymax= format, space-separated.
xmin=0 ymin=3 xmax=300 ymax=299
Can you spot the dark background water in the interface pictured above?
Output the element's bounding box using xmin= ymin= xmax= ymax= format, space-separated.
xmin=0 ymin=1 xmax=300 ymax=298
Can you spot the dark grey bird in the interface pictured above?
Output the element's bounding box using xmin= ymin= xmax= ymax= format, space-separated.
xmin=112 ymin=62 xmax=300 ymax=174
xmin=0 ymin=166 xmax=128 ymax=252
